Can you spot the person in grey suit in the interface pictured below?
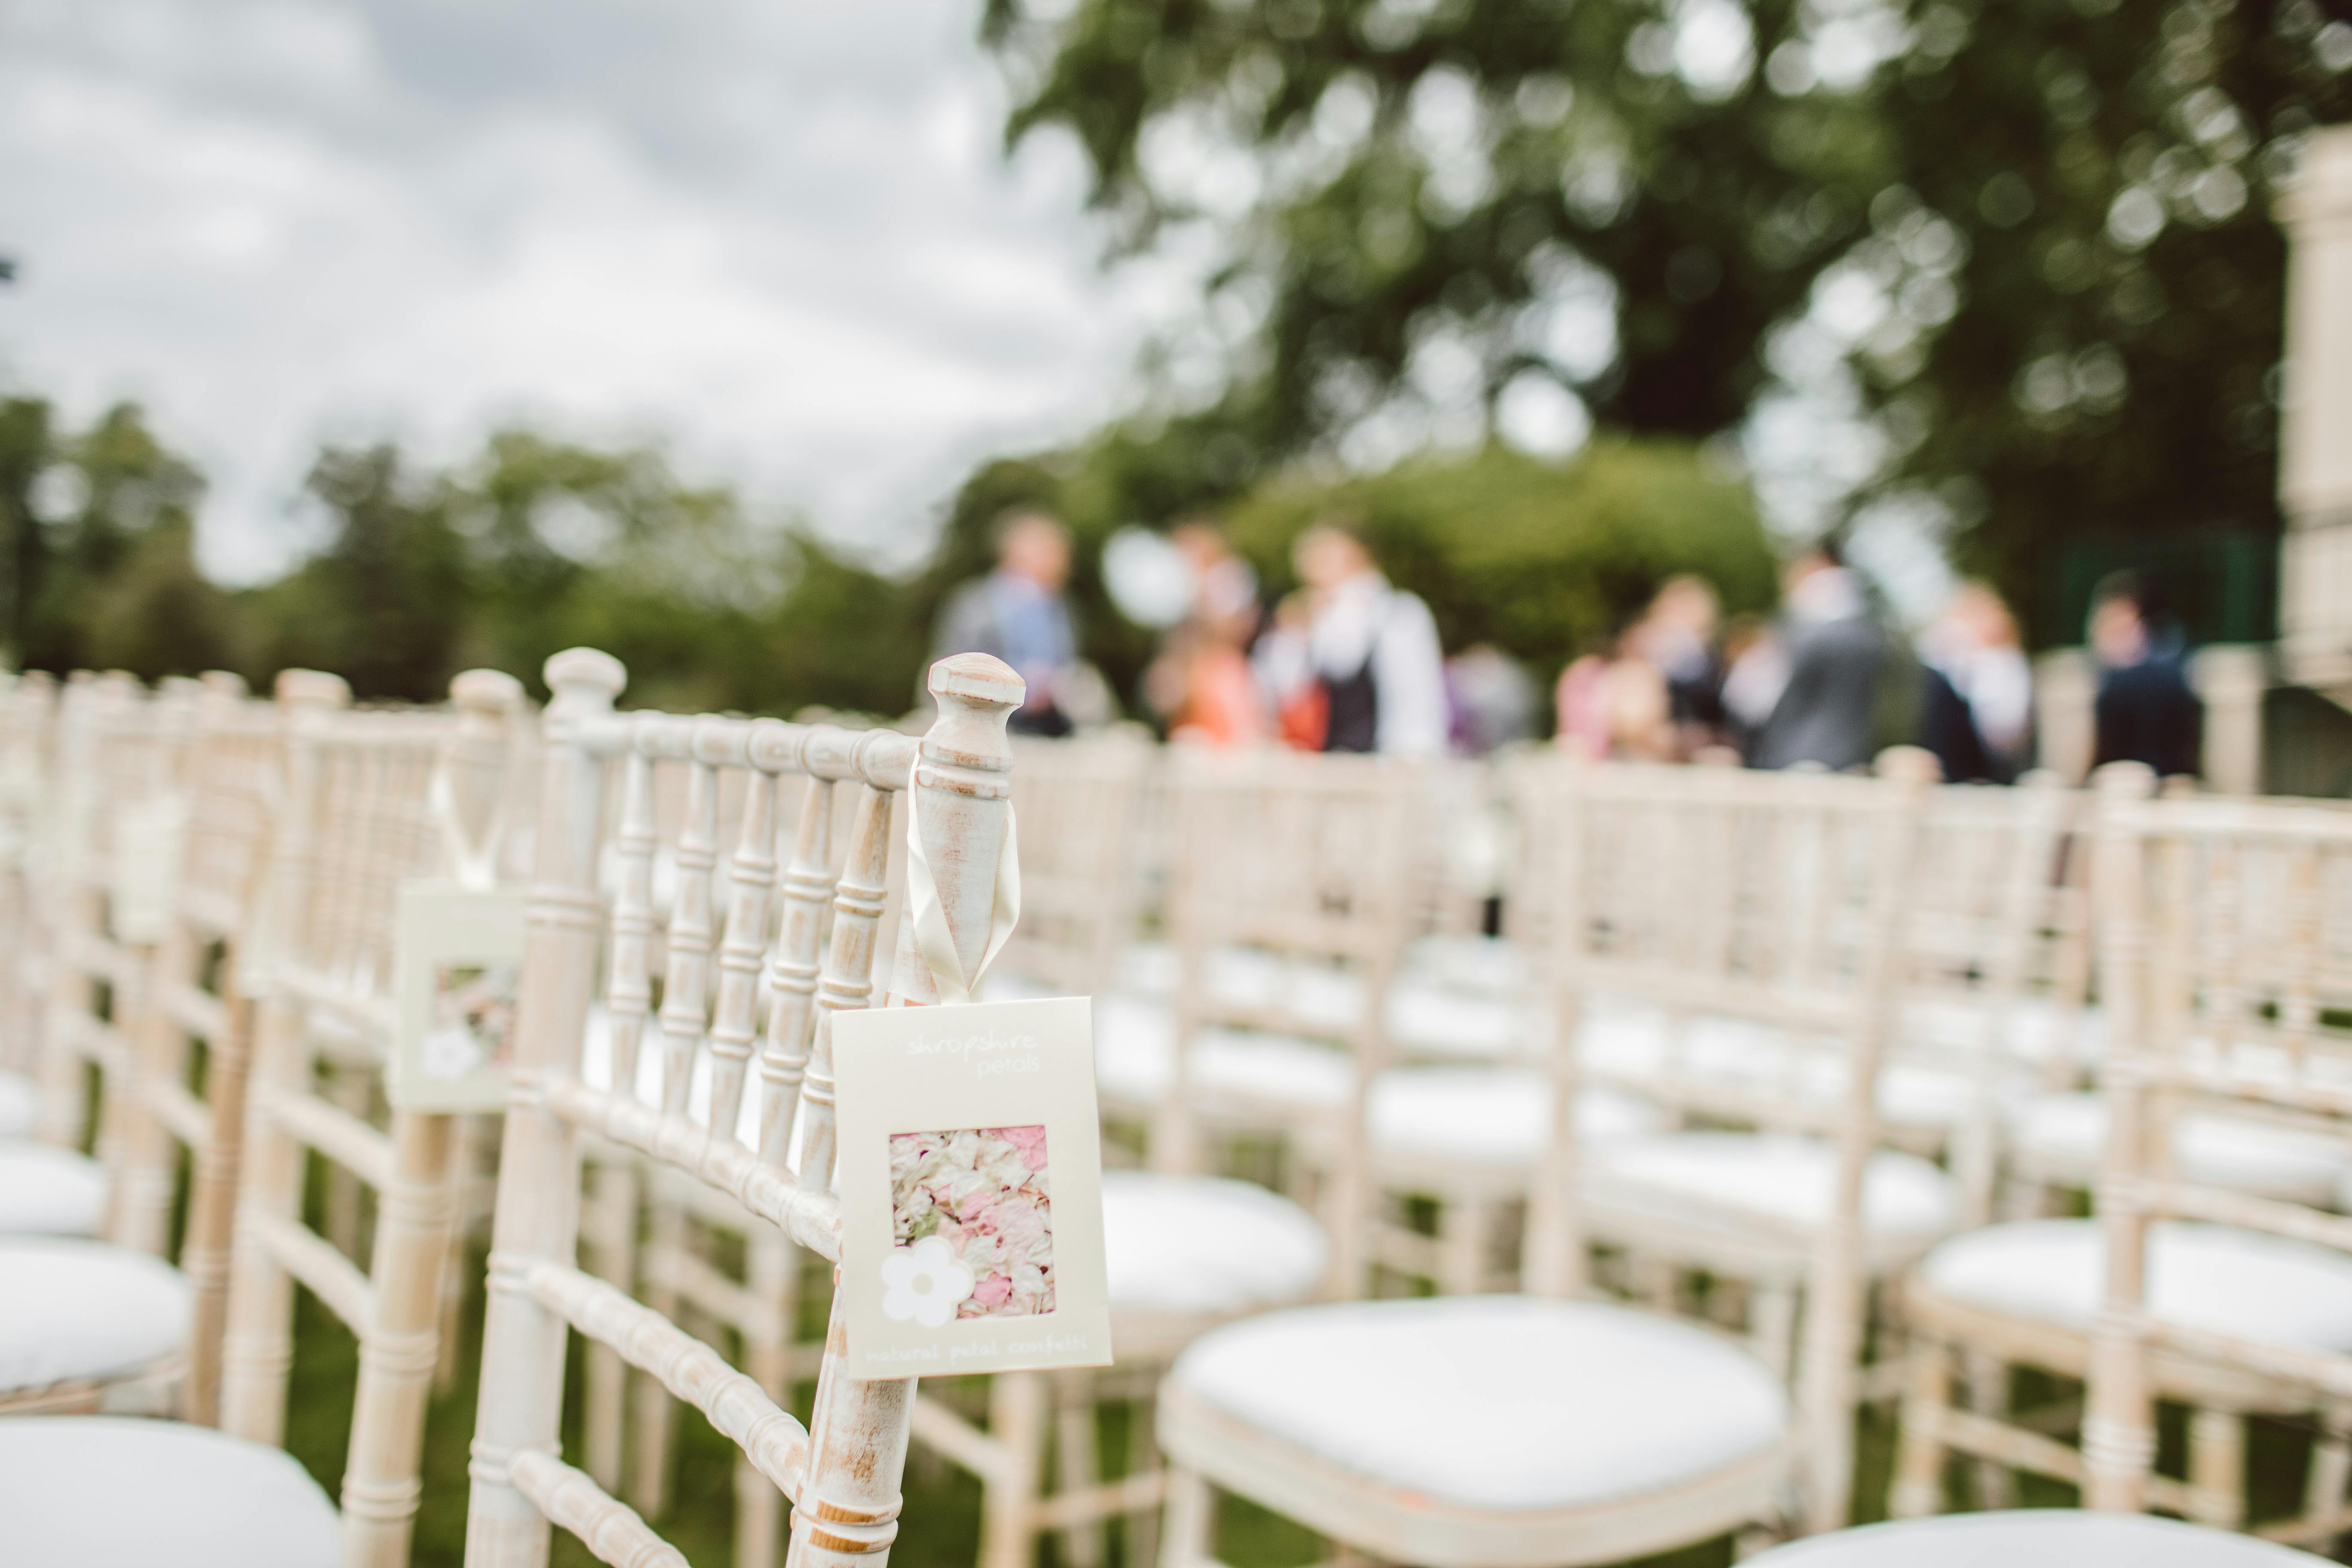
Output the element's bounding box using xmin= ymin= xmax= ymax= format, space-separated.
xmin=1750 ymin=544 xmax=1887 ymax=772
xmin=932 ymin=509 xmax=1081 ymax=736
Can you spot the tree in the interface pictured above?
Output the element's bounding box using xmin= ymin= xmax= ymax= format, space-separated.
xmin=983 ymin=0 xmax=2352 ymax=642
xmin=252 ymin=444 xmax=473 ymax=701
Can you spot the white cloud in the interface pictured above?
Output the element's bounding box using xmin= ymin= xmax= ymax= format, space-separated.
xmin=0 ymin=0 xmax=1178 ymax=581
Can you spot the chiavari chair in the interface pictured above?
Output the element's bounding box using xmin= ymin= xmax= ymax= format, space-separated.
xmin=1740 ymin=1510 xmax=2328 ymax=1566
xmin=1895 ymin=766 xmax=2352 ymax=1544
xmin=895 ymin=736 xmax=1327 ymax=1568
xmin=0 ymin=667 xmax=524 ymax=1564
xmin=1536 ymin=753 xmax=1939 ymax=1531
xmin=1151 ymin=766 xmax=1817 ymax=1566
xmin=595 ymin=758 xmax=912 ymax=1565
xmin=461 ymin=649 xmax=1023 ymax=1568
xmin=201 ymin=666 xmax=524 ymax=1565
xmin=0 ymin=669 xmax=60 ymax=1133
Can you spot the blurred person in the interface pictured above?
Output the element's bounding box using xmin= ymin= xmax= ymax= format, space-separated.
xmin=1142 ymin=522 xmax=1269 ymax=746
xmin=934 ymin=508 xmax=1083 ymax=736
xmin=1716 ymin=614 xmax=1786 ymax=760
xmin=1447 ymin=644 xmax=1537 ymax=755
xmin=1624 ymin=574 xmax=1726 ymax=754
xmin=1553 ymin=640 xmax=1674 ymax=760
xmin=1923 ymin=581 xmax=2033 ymax=778
xmin=2089 ymin=571 xmax=2202 ymax=778
xmin=1253 ymin=519 xmax=1448 ymax=754
xmin=1750 ymin=542 xmax=1886 ymax=772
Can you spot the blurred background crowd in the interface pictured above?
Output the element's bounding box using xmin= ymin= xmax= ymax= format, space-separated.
xmin=2 ymin=0 xmax=2349 ymax=788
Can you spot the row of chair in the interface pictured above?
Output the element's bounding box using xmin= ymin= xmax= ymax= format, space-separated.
xmin=3 ymin=651 xmax=2348 ymax=1568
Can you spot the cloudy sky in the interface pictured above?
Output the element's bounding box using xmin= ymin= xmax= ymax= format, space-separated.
xmin=0 ymin=0 xmax=1182 ymax=582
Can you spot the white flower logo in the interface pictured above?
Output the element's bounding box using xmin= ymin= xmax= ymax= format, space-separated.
xmin=880 ymin=1234 xmax=975 ymax=1327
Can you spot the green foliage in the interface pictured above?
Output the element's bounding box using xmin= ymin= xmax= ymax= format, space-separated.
xmin=1222 ymin=438 xmax=1778 ymax=681
xmin=982 ymin=0 xmax=2352 ymax=645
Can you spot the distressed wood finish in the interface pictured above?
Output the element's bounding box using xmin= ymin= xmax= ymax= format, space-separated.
xmin=463 ymin=649 xmax=1023 ymax=1568
xmin=108 ymin=672 xmax=284 ymax=1422
xmin=1149 ymin=750 xmax=1424 ymax=1291
xmin=215 ymin=667 xmax=524 ymax=1568
xmin=1524 ymin=755 xmax=1932 ymax=1533
xmin=1896 ymin=766 xmax=2352 ymax=1544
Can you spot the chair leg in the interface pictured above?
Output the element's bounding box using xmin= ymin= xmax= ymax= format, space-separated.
xmin=581 ymin=1157 xmax=638 ymax=1492
xmin=1890 ymin=1338 xmax=1953 ymax=1519
xmin=2301 ymin=1400 xmax=2352 ymax=1547
xmin=1158 ymin=1467 xmax=1213 ymax=1568
xmin=736 ymin=1228 xmax=796 ymax=1568
xmin=980 ymin=1371 xmax=1048 ymax=1568
xmin=1437 ymin=1195 xmax=1490 ymax=1298
xmin=629 ymin=1197 xmax=687 ymax=1518
xmin=1963 ymin=1351 xmax=2015 ymax=1510
xmin=1055 ymin=1373 xmax=1105 ymax=1568
xmin=323 ymin=1062 xmax=368 ymax=1257
xmin=1125 ymin=1393 xmax=1162 ymax=1568
xmin=1750 ymin=1280 xmax=1798 ymax=1385
xmin=2186 ymin=1407 xmax=2245 ymax=1530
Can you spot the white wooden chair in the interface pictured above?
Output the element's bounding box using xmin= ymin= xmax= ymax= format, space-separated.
xmin=1129 ymin=751 xmax=1429 ymax=1294
xmin=891 ymin=739 xmax=1329 ymax=1568
xmin=1740 ymin=1510 xmax=2329 ymax=1566
xmin=0 ymin=674 xmax=227 ymax=1420
xmin=1151 ymin=823 xmax=1805 ymax=1568
xmin=34 ymin=671 xmax=175 ymax=1160
xmin=462 ymin=648 xmax=1023 ymax=1568
xmin=590 ymin=760 xmax=911 ymax=1568
xmin=0 ymin=668 xmax=60 ymax=1130
xmin=1532 ymin=754 xmax=1939 ymax=1531
xmin=1895 ymin=767 xmax=2352 ymax=1544
xmin=201 ymin=667 xmax=524 ymax=1565
xmin=0 ymin=667 xmax=527 ymax=1565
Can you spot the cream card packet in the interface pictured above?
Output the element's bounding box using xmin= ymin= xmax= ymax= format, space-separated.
xmin=389 ymin=880 xmax=530 ymax=1112
xmin=834 ymin=996 xmax=1112 ymax=1377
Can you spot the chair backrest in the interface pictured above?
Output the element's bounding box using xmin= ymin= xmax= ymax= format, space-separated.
xmin=0 ymin=669 xmax=59 ymax=1080
xmin=1890 ymin=774 xmax=2076 ymax=1220
xmin=1521 ymin=755 xmax=1929 ymax=1528
xmin=36 ymin=671 xmax=190 ymax=1159
xmin=464 ymin=648 xmax=1024 ymax=1568
xmin=995 ymin=732 xmax=1152 ymax=998
xmin=2082 ymin=764 xmax=2352 ymax=1516
xmin=98 ymin=673 xmax=289 ymax=1420
xmin=216 ymin=666 xmax=527 ymax=1566
xmin=1152 ymin=750 xmax=1426 ymax=1285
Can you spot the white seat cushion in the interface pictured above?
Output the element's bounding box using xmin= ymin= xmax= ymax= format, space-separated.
xmin=1102 ymin=1171 xmax=1326 ymax=1317
xmin=0 ymin=1140 xmax=109 ymax=1235
xmin=1920 ymin=1219 xmax=2352 ymax=1350
xmin=1384 ymin=983 xmax=1535 ymax=1059
xmin=1403 ymin=934 xmax=1530 ymax=996
xmin=1587 ymin=1133 xmax=1957 ymax=1243
xmin=0 ymin=1415 xmax=340 ymax=1567
xmin=1900 ymin=997 xmax=2107 ymax=1071
xmin=1368 ymin=1068 xmax=1661 ymax=1167
xmin=0 ymin=1067 xmax=37 ymax=1138
xmin=0 ymin=1238 xmax=191 ymax=1393
xmin=2009 ymin=1091 xmax=2348 ymax=1204
xmin=1170 ymin=1295 xmax=1787 ymax=1509
xmin=1580 ymin=1011 xmax=2025 ymax=1132
xmin=1095 ymin=999 xmax=1354 ymax=1112
xmin=1745 ymin=1509 xmax=2323 ymax=1567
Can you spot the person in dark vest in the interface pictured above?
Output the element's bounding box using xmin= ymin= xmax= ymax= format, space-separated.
xmin=2090 ymin=571 xmax=2202 ymax=779
xmin=1256 ymin=520 xmax=1448 ymax=755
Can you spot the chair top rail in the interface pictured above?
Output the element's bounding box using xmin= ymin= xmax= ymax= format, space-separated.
xmin=577 ymin=709 xmax=921 ymax=790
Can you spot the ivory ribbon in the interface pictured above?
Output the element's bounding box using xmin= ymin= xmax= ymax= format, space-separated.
xmin=903 ymin=781 xmax=1020 ymax=1006
xmin=428 ymin=763 xmax=503 ymax=894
